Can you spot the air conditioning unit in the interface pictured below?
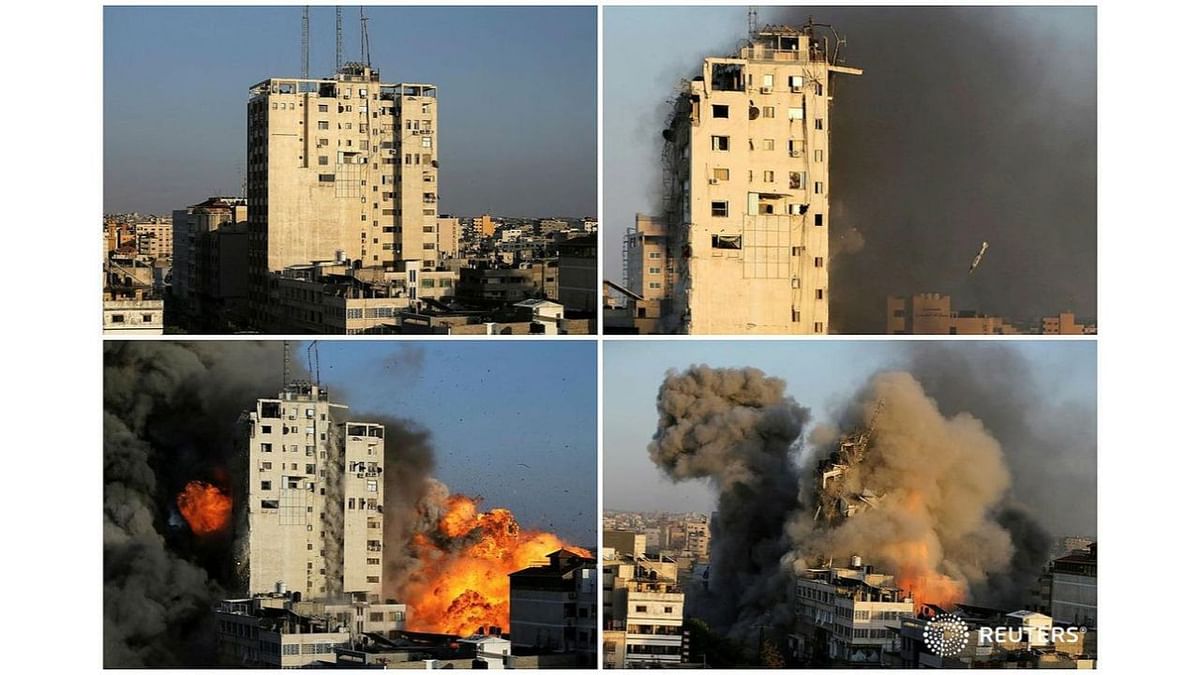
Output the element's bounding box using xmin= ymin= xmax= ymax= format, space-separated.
xmin=760 ymin=87 xmax=772 ymax=94
xmin=708 ymin=178 xmax=719 ymax=185
xmin=790 ymin=151 xmax=802 ymax=158
xmin=792 ymin=86 xmax=804 ymax=93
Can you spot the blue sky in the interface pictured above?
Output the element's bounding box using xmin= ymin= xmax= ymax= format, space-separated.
xmin=603 ymin=340 xmax=1097 ymax=517
xmin=300 ymin=341 xmax=597 ymax=545
xmin=104 ymin=5 xmax=596 ymax=218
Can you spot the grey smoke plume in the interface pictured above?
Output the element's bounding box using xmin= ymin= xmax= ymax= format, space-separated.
xmin=104 ymin=341 xmax=291 ymax=667
xmin=648 ymin=354 xmax=1081 ymax=638
xmin=764 ymin=6 xmax=1097 ymax=332
xmin=321 ymin=423 xmax=347 ymax=596
xmin=900 ymin=342 xmax=1096 ymax=537
xmin=649 ymin=366 xmax=810 ymax=637
xmin=787 ymin=372 xmax=1017 ymax=609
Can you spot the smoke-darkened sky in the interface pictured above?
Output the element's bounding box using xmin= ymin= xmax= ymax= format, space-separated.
xmin=604 ymin=6 xmax=1096 ymax=331
xmin=603 ymin=340 xmax=1096 ymax=539
xmin=104 ymin=5 xmax=597 ymax=218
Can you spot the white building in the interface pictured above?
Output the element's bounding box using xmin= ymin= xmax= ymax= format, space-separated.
xmin=602 ymin=549 xmax=686 ymax=668
xmin=637 ymin=22 xmax=861 ymax=334
xmin=793 ymin=560 xmax=914 ymax=665
xmin=244 ymin=383 xmax=384 ymax=601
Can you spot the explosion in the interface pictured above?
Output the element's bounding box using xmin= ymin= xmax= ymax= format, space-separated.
xmin=403 ymin=494 xmax=589 ymax=636
xmin=176 ymin=481 xmax=232 ymax=536
xmin=649 ymin=365 xmax=1036 ymax=639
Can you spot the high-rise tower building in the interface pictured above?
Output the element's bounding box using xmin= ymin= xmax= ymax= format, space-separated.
xmin=245 ymin=64 xmax=439 ymax=328
xmin=631 ymin=22 xmax=860 ymax=334
xmin=243 ymin=383 xmax=385 ymax=602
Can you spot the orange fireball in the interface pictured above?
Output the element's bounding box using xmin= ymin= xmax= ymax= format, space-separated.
xmin=404 ymin=495 xmax=586 ymax=636
xmin=176 ymin=481 xmax=232 ymax=535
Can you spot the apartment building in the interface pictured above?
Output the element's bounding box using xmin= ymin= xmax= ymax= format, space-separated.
xmin=602 ymin=549 xmax=686 ymax=668
xmin=243 ymin=383 xmax=384 ymax=601
xmin=792 ymin=559 xmax=915 ymax=665
xmin=246 ymin=63 xmax=438 ymax=328
xmin=634 ymin=22 xmax=860 ymax=334
xmin=508 ymin=549 xmax=598 ymax=665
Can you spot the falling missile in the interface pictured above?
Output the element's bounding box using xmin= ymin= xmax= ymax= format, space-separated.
xmin=968 ymin=241 xmax=989 ymax=274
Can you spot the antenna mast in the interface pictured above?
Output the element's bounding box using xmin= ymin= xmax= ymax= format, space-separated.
xmin=748 ymin=6 xmax=759 ymax=37
xmin=301 ymin=6 xmax=310 ymax=79
xmin=283 ymin=340 xmax=290 ymax=388
xmin=335 ymin=6 xmax=344 ymax=72
xmin=360 ymin=7 xmax=372 ymax=68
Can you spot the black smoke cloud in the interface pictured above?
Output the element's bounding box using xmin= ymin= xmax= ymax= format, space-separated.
xmin=104 ymin=341 xmax=290 ymax=666
xmin=765 ymin=6 xmax=1097 ymax=332
xmin=649 ymin=366 xmax=810 ymax=638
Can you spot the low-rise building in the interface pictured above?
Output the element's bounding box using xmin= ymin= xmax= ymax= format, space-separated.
xmin=792 ymin=559 xmax=914 ymax=666
xmin=603 ymin=546 xmax=685 ymax=668
xmin=886 ymin=293 xmax=1022 ymax=335
xmin=509 ymin=549 xmax=597 ymax=666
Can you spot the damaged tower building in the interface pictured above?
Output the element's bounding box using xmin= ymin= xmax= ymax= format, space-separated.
xmin=216 ymin=382 xmax=406 ymax=667
xmin=615 ymin=22 xmax=861 ymax=334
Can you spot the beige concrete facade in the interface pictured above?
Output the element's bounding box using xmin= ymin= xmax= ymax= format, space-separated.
xmin=246 ymin=64 xmax=438 ymax=327
xmin=602 ymin=552 xmax=685 ymax=667
xmin=887 ymin=293 xmax=1023 ymax=335
xmin=647 ymin=24 xmax=860 ymax=334
xmin=245 ymin=384 xmax=384 ymax=601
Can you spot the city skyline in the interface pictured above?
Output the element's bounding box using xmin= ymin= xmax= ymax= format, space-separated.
xmin=104 ymin=5 xmax=597 ymax=218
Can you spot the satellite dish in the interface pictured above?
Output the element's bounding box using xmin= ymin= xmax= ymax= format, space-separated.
xmin=748 ymin=106 xmax=760 ymax=120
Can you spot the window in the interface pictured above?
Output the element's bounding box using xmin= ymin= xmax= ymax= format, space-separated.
xmin=814 ymin=257 xmax=825 ymax=268
xmin=712 ymin=234 xmax=742 ymax=250
xmin=318 ymin=174 xmax=335 ymax=182
xmin=317 ymin=121 xmax=329 ymax=130
xmin=318 ymin=155 xmax=329 ymax=165
xmin=318 ymin=104 xmax=329 ymax=112
xmin=763 ymin=138 xmax=775 ymax=151
xmin=815 ymin=118 xmax=824 ymax=130
xmin=664 ymin=606 xmax=674 ymax=614
xmin=815 ymin=213 xmax=824 ymax=226
xmin=788 ymin=107 xmax=804 ymax=120
xmin=261 ymin=443 xmax=272 ymax=452
xmin=261 ymin=481 xmax=271 ymax=491
xmin=421 ymin=136 xmax=432 ymax=148
xmin=815 ymin=181 xmax=824 ymax=194
xmin=763 ymin=170 xmax=775 ymax=183
xmin=816 ymin=288 xmax=824 ymax=300
xmin=635 ymin=605 xmax=648 ymax=613
xmin=762 ymin=74 xmax=774 ymax=89
xmin=815 ymin=322 xmax=825 ymax=333
xmin=814 ymin=149 xmax=824 ymax=162
xmin=142 ymin=314 xmax=153 ymax=322
xmin=711 ymin=135 xmax=730 ymax=151
xmin=367 ymin=480 xmax=378 ymax=492
xmin=712 ymin=104 xmax=729 ymax=118
xmin=711 ymin=201 xmax=729 ymax=217
xmin=763 ymin=106 xmax=775 ymax=118
xmin=713 ymin=167 xmax=730 ymax=181
xmin=815 ymin=82 xmax=824 ymax=96
xmin=790 ymin=171 xmax=806 ymax=190
xmin=111 ymin=314 xmax=125 ymax=323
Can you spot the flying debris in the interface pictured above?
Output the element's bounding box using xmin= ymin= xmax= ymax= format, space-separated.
xmin=968 ymin=241 xmax=990 ymax=274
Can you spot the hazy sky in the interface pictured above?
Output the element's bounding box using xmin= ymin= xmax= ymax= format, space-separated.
xmin=604 ymin=6 xmax=1096 ymax=330
xmin=302 ymin=340 xmax=597 ymax=545
xmin=603 ymin=340 xmax=1096 ymax=536
xmin=104 ymin=5 xmax=597 ymax=218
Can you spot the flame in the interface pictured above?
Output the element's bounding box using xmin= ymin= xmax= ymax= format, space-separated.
xmin=176 ymin=481 xmax=232 ymax=535
xmin=404 ymin=495 xmax=590 ymax=636
xmin=884 ymin=491 xmax=966 ymax=610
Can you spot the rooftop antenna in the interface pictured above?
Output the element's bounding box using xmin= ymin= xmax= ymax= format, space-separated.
xmin=307 ymin=341 xmax=321 ymax=387
xmin=301 ymin=6 xmax=310 ymax=79
xmin=283 ymin=340 xmax=290 ymax=388
xmin=748 ymin=6 xmax=759 ymax=37
xmin=335 ymin=6 xmax=344 ymax=73
xmin=359 ymin=7 xmax=372 ymax=68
